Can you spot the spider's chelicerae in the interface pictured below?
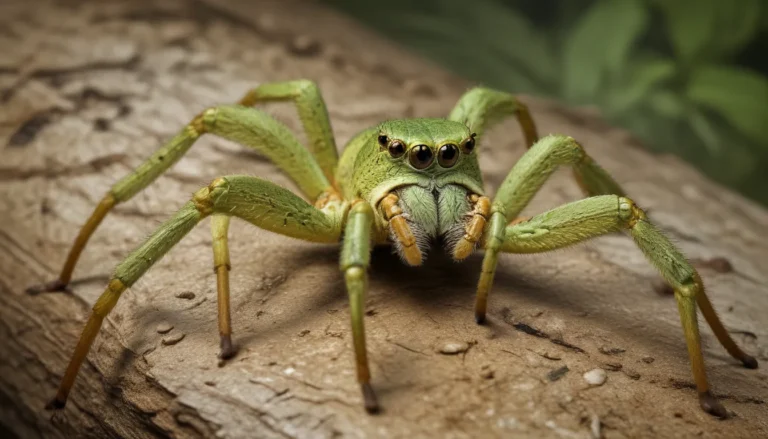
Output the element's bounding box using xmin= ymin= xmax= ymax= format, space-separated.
xmin=29 ymin=80 xmax=757 ymax=417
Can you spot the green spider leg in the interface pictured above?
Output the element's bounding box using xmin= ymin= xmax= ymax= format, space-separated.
xmin=448 ymin=87 xmax=624 ymax=197
xmin=448 ymin=86 xmax=538 ymax=148
xmin=498 ymin=195 xmax=757 ymax=417
xmin=211 ymin=214 xmax=235 ymax=358
xmin=473 ymin=135 xmax=757 ymax=417
xmin=28 ymin=80 xmax=337 ymax=294
xmin=475 ymin=135 xmax=625 ymax=324
xmin=239 ymin=80 xmax=339 ymax=183
xmin=340 ymin=201 xmax=378 ymax=412
xmin=46 ymin=175 xmax=344 ymax=409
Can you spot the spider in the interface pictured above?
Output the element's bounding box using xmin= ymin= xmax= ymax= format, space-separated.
xmin=28 ymin=80 xmax=757 ymax=418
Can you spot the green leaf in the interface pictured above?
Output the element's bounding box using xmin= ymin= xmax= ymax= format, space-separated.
xmin=652 ymin=0 xmax=762 ymax=61
xmin=394 ymin=9 xmax=544 ymax=94
xmin=688 ymin=107 xmax=721 ymax=153
xmin=562 ymin=0 xmax=649 ymax=103
xmin=651 ymin=0 xmax=716 ymax=62
xmin=714 ymin=0 xmax=762 ymax=56
xmin=647 ymin=90 xmax=685 ymax=120
xmin=687 ymin=66 xmax=768 ymax=144
xmin=604 ymin=56 xmax=676 ymax=113
xmin=438 ymin=0 xmax=559 ymax=89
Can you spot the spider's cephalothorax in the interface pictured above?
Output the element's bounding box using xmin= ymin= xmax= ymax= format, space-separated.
xmin=338 ymin=118 xmax=485 ymax=265
xmin=29 ymin=81 xmax=757 ymax=418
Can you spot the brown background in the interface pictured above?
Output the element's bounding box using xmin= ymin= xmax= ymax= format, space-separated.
xmin=0 ymin=0 xmax=766 ymax=438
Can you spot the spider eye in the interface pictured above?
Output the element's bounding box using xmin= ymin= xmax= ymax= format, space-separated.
xmin=388 ymin=140 xmax=406 ymax=158
xmin=437 ymin=144 xmax=459 ymax=168
xmin=408 ymin=144 xmax=433 ymax=169
xmin=462 ymin=134 xmax=476 ymax=153
xmin=377 ymin=135 xmax=389 ymax=147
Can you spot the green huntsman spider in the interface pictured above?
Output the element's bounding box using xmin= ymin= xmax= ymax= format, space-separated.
xmin=27 ymin=80 xmax=758 ymax=417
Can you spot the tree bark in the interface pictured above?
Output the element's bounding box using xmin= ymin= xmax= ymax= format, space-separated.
xmin=1 ymin=0 xmax=766 ymax=438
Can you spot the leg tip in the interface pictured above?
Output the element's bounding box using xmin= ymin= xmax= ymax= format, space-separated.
xmin=403 ymin=247 xmax=423 ymax=267
xmin=742 ymin=355 xmax=759 ymax=369
xmin=475 ymin=313 xmax=486 ymax=325
xmin=699 ymin=391 xmax=728 ymax=419
xmin=361 ymin=383 xmax=380 ymax=414
xmin=452 ymin=240 xmax=474 ymax=261
xmin=218 ymin=335 xmax=237 ymax=360
xmin=26 ymin=279 xmax=69 ymax=295
xmin=45 ymin=397 xmax=67 ymax=410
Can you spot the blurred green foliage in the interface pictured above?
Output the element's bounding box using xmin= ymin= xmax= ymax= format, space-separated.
xmin=325 ymin=0 xmax=768 ymax=205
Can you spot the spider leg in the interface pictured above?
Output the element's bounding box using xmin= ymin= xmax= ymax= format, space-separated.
xmin=28 ymin=105 xmax=336 ymax=294
xmin=453 ymin=194 xmax=491 ymax=260
xmin=380 ymin=193 xmax=422 ymax=266
xmin=238 ymin=80 xmax=338 ymax=182
xmin=211 ymin=215 xmax=235 ymax=359
xmin=498 ymin=195 xmax=757 ymax=417
xmin=476 ymin=135 xmax=626 ymax=323
xmin=449 ymin=88 xmax=624 ymax=197
xmin=46 ymin=175 xmax=343 ymax=410
xmin=340 ymin=201 xmax=378 ymax=413
xmin=448 ymin=86 xmax=538 ymax=148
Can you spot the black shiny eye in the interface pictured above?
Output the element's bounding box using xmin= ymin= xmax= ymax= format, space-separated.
xmin=388 ymin=140 xmax=406 ymax=158
xmin=438 ymin=144 xmax=459 ymax=168
xmin=408 ymin=144 xmax=433 ymax=169
xmin=377 ymin=135 xmax=389 ymax=147
xmin=462 ymin=133 xmax=476 ymax=153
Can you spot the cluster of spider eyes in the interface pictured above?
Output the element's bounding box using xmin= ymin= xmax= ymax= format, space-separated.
xmin=377 ymin=133 xmax=476 ymax=170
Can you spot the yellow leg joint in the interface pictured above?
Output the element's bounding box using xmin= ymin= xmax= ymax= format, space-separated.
xmin=314 ymin=186 xmax=343 ymax=209
xmin=92 ymin=278 xmax=126 ymax=317
xmin=189 ymin=107 xmax=217 ymax=136
xmin=618 ymin=197 xmax=646 ymax=228
xmin=193 ymin=177 xmax=228 ymax=215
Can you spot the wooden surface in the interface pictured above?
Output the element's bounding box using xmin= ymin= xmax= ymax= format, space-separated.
xmin=0 ymin=0 xmax=766 ymax=438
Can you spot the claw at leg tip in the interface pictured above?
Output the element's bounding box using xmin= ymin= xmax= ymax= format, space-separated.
xmin=218 ymin=335 xmax=237 ymax=360
xmin=403 ymin=247 xmax=422 ymax=267
xmin=699 ymin=391 xmax=728 ymax=419
xmin=475 ymin=313 xmax=486 ymax=325
xmin=742 ymin=355 xmax=758 ymax=369
xmin=361 ymin=383 xmax=380 ymax=414
xmin=453 ymin=240 xmax=473 ymax=261
xmin=45 ymin=397 xmax=66 ymax=411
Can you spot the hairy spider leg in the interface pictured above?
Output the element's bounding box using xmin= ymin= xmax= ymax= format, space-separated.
xmin=340 ymin=201 xmax=378 ymax=413
xmin=496 ymin=195 xmax=757 ymax=417
xmin=453 ymin=194 xmax=491 ymax=260
xmin=475 ymin=135 xmax=625 ymax=323
xmin=28 ymin=83 xmax=339 ymax=294
xmin=448 ymin=87 xmax=539 ymax=148
xmin=211 ymin=214 xmax=235 ymax=359
xmin=380 ymin=193 xmax=422 ymax=266
xmin=47 ymin=175 xmax=344 ymax=410
xmin=448 ymin=87 xmax=625 ymax=199
xmin=238 ymin=80 xmax=338 ymax=183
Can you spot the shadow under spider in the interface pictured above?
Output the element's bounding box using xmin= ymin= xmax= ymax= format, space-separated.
xmin=102 ymin=242 xmax=760 ymax=406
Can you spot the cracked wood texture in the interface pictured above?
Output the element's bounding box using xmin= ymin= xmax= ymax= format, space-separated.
xmin=1 ymin=0 xmax=767 ymax=438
